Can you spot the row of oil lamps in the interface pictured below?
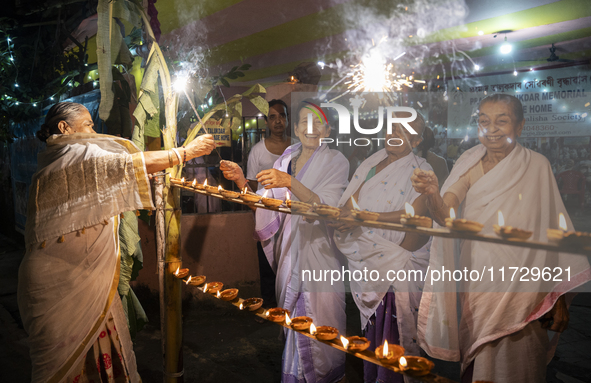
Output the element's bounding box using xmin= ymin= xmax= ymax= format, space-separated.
xmin=171 ymin=176 xmax=591 ymax=247
xmin=170 ymin=177 xmax=289 ymax=208
xmin=172 ymin=266 xmax=434 ymax=376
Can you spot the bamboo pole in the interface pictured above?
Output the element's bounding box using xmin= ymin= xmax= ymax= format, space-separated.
xmin=136 ymin=6 xmax=184 ymax=382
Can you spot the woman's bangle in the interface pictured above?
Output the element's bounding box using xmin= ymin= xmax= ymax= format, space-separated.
xmin=304 ymin=192 xmax=316 ymax=204
xmin=182 ymin=146 xmax=187 ymax=165
xmin=167 ymin=150 xmax=174 ymax=168
xmin=171 ymin=148 xmax=182 ymax=165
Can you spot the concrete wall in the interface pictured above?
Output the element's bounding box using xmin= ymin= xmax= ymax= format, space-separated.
xmin=133 ymin=211 xmax=260 ymax=297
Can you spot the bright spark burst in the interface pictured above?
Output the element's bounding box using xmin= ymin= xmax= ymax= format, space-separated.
xmin=347 ymin=51 xmax=414 ymax=93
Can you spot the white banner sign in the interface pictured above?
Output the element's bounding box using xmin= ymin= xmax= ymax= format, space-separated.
xmin=447 ymin=68 xmax=591 ymax=138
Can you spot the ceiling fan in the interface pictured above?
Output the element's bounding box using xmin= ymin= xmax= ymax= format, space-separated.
xmin=546 ymin=43 xmax=574 ymax=62
xmin=515 ymin=43 xmax=574 ymax=63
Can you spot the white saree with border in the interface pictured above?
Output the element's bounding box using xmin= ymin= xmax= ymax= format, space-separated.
xmin=18 ymin=133 xmax=154 ymax=383
xmin=417 ymin=143 xmax=591 ymax=377
xmin=334 ymin=149 xmax=432 ymax=356
xmin=255 ymin=143 xmax=349 ymax=383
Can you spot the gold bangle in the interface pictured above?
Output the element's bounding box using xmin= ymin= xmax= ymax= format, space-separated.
xmin=168 ymin=150 xmax=174 ymax=168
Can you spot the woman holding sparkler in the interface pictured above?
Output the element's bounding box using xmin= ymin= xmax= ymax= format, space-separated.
xmin=18 ymin=102 xmax=215 ymax=383
xmin=411 ymin=94 xmax=591 ymax=382
xmin=220 ymin=100 xmax=349 ymax=383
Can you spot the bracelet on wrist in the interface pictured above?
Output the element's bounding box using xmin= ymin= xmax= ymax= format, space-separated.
xmin=171 ymin=148 xmax=181 ymax=165
xmin=167 ymin=150 xmax=174 ymax=168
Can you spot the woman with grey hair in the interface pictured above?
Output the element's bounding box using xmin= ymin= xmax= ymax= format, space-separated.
xmin=19 ymin=102 xmax=215 ymax=382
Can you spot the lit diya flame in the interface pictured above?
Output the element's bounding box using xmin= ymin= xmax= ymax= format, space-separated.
xmin=340 ymin=336 xmax=349 ymax=350
xmin=285 ymin=314 xmax=292 ymax=326
xmin=185 ymin=276 xmax=192 ymax=285
xmin=216 ymin=290 xmax=221 ymax=298
xmin=239 ymin=302 xmax=244 ymax=310
xmin=450 ymin=207 xmax=456 ymax=220
xmin=498 ymin=210 xmax=505 ymax=226
xmin=262 ymin=189 xmax=269 ymax=198
xmin=218 ymin=185 xmax=223 ymax=193
xmin=286 ymin=191 xmax=290 ymax=202
xmin=174 ymin=267 xmax=180 ymax=276
xmin=242 ymin=186 xmax=248 ymax=195
xmin=181 ymin=177 xmax=185 ymax=184
xmin=383 ymin=340 xmax=389 ymax=358
xmin=265 ymin=310 xmax=270 ymax=317
xmin=405 ymin=202 xmax=415 ymax=217
xmin=310 ymin=323 xmax=317 ymax=335
xmin=204 ymin=179 xmax=208 ymax=187
xmin=559 ymin=213 xmax=567 ymax=231
xmin=399 ymin=356 xmax=408 ymax=369
xmin=351 ymin=196 xmax=361 ymax=210
xmin=202 ymin=283 xmax=208 ymax=293
xmin=192 ymin=179 xmax=196 ymax=187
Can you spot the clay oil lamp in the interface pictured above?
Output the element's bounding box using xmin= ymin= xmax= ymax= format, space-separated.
xmin=194 ymin=179 xmax=206 ymax=190
xmin=341 ymin=336 xmax=370 ymax=352
xmin=221 ymin=187 xmax=240 ymax=199
xmin=547 ymin=213 xmax=591 ymax=247
xmin=400 ymin=203 xmax=432 ymax=228
xmin=185 ymin=275 xmax=206 ymax=286
xmin=261 ymin=189 xmax=283 ymax=208
xmin=265 ymin=308 xmax=290 ymax=323
xmin=204 ymin=179 xmax=219 ymax=194
xmin=314 ymin=326 xmax=339 ymax=341
xmin=170 ymin=177 xmax=185 ymax=186
xmin=203 ymin=281 xmax=223 ymax=295
xmin=313 ymin=203 xmax=341 ymax=218
xmin=350 ymin=196 xmax=380 ymax=221
xmin=217 ymin=288 xmax=239 ymax=301
xmin=240 ymin=186 xmax=262 ymax=203
xmin=398 ymin=355 xmax=435 ymax=376
xmin=173 ymin=267 xmax=189 ymax=279
xmin=375 ymin=340 xmax=405 ymax=365
xmin=289 ymin=316 xmax=313 ymax=331
xmin=445 ymin=207 xmax=483 ymax=233
xmin=290 ymin=201 xmax=312 ymax=213
xmin=493 ymin=211 xmax=532 ymax=241
xmin=239 ymin=298 xmax=263 ymax=311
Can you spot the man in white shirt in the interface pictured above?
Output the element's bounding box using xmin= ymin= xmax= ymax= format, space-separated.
xmin=246 ymin=99 xmax=291 ymax=190
xmin=246 ymin=99 xmax=291 ymax=309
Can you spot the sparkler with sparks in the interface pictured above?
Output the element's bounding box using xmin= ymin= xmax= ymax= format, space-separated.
xmin=173 ymin=75 xmax=222 ymax=159
xmin=342 ymin=49 xmax=415 ymax=98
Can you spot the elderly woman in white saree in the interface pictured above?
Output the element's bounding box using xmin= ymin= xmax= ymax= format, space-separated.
xmin=333 ymin=118 xmax=431 ymax=383
xmin=220 ymin=101 xmax=349 ymax=383
xmin=411 ymin=94 xmax=591 ymax=382
xmin=18 ymin=102 xmax=215 ymax=383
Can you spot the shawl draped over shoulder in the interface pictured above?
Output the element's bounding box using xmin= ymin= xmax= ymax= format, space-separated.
xmin=417 ymin=143 xmax=591 ymax=370
xmin=255 ymin=143 xmax=350 ymax=383
xmin=334 ymin=149 xmax=432 ymax=356
xmin=18 ymin=133 xmax=153 ymax=383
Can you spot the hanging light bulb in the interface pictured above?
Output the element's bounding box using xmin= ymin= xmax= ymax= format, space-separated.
xmin=500 ymin=36 xmax=512 ymax=54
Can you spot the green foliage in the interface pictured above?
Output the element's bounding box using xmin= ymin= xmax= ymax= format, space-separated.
xmin=0 ymin=23 xmax=88 ymax=142
xmin=210 ymin=63 xmax=251 ymax=88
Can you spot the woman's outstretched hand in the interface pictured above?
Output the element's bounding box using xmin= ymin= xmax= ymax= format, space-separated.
xmin=186 ymin=134 xmax=216 ymax=158
xmin=256 ymin=169 xmax=292 ymax=189
xmin=411 ymin=168 xmax=440 ymax=196
xmin=220 ymin=160 xmax=247 ymax=189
